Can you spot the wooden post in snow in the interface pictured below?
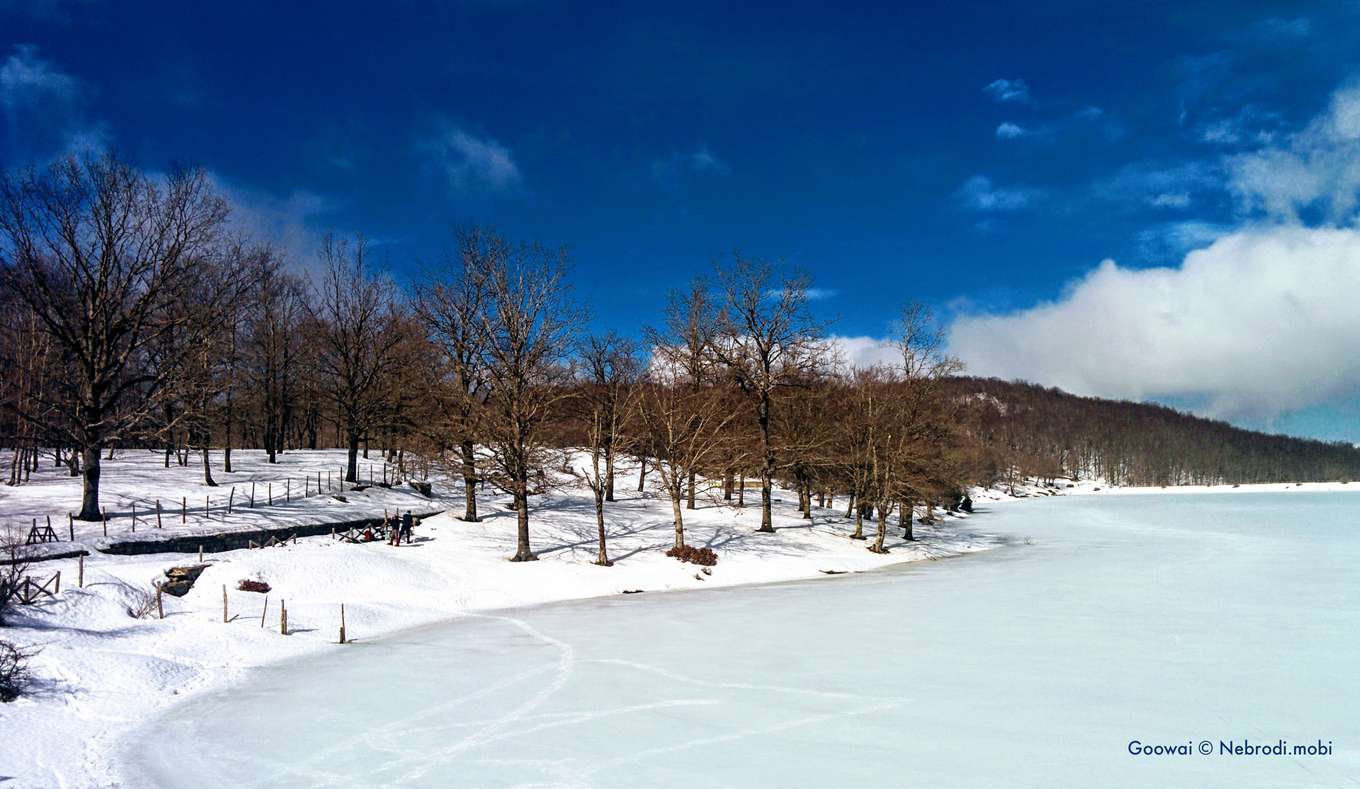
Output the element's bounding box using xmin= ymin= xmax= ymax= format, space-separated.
xmin=280 ymin=600 xmax=287 ymax=635
xmin=77 ymin=554 xmax=84 ymax=588
xmin=68 ymin=513 xmax=74 ymax=541
xmin=228 ymin=487 xmax=234 ymax=515
xmin=339 ymin=604 xmax=347 ymax=644
xmin=181 ymin=497 xmax=186 ymax=523
xmin=251 ymin=482 xmax=256 ymax=508
xmin=156 ymin=583 xmax=164 ymax=619
xmin=286 ymin=479 xmax=290 ymax=503
xmin=198 ymin=545 xmax=203 ymax=563
xmin=260 ymin=596 xmax=268 ymax=628
xmin=328 ymin=470 xmax=332 ymax=491
xmin=268 ymin=483 xmax=273 ymax=506
xmin=222 ymin=584 xmax=228 ymax=623
xmin=156 ymin=500 xmax=162 ymax=529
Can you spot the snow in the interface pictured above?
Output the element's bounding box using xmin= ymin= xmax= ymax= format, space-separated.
xmin=0 ymin=449 xmax=995 ymax=788
xmin=0 ymin=449 xmax=447 ymax=555
xmin=122 ymin=491 xmax=1360 ymax=788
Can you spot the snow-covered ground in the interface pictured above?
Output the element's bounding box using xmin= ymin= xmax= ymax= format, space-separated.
xmin=125 ymin=491 xmax=1360 ymax=788
xmin=0 ymin=449 xmax=998 ymax=788
xmin=0 ymin=449 xmax=449 ymax=556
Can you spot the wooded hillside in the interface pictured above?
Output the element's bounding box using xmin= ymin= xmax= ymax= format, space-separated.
xmin=948 ymin=377 xmax=1360 ymax=487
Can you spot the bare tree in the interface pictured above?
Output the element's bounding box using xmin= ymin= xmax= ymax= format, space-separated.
xmin=710 ymin=257 xmax=827 ymax=532
xmin=574 ymin=333 xmax=641 ymax=565
xmin=473 ymin=238 xmax=581 ymax=562
xmin=0 ymin=156 xmax=228 ymax=519
xmin=416 ymin=228 xmax=496 ymax=521
xmin=646 ymin=278 xmax=718 ymax=510
xmin=309 ymin=235 xmax=406 ymax=483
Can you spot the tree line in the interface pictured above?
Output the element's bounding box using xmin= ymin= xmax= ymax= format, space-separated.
xmin=3 ymin=155 xmax=1354 ymax=563
xmin=950 ymin=377 xmax=1360 ymax=487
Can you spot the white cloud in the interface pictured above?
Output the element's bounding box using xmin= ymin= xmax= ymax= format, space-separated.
xmin=0 ymin=44 xmax=77 ymax=110
xmin=995 ymin=122 xmax=1028 ymax=140
xmin=983 ymin=78 xmax=1031 ymax=104
xmin=0 ymin=44 xmax=109 ymax=161
xmin=1227 ymin=84 xmax=1360 ymax=223
xmin=650 ymin=144 xmax=727 ymax=187
xmin=826 ymin=335 xmax=900 ymax=371
xmin=1149 ymin=192 xmax=1192 ymax=208
xmin=764 ymin=287 xmax=836 ymax=302
xmin=958 ymin=175 xmax=1041 ymax=212
xmin=946 ymin=226 xmax=1360 ymax=419
xmin=1256 ymin=17 xmax=1310 ymax=38
xmin=421 ymin=125 xmax=521 ymax=192
xmin=210 ymin=175 xmax=337 ymax=273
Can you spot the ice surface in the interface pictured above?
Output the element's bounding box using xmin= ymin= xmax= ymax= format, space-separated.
xmin=121 ymin=493 xmax=1360 ymax=788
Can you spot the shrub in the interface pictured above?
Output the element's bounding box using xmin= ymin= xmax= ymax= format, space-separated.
xmin=126 ymin=585 xmax=160 ymax=619
xmin=0 ymin=639 xmax=35 ymax=701
xmin=237 ymin=579 xmax=271 ymax=594
xmin=666 ymin=545 xmax=718 ymax=566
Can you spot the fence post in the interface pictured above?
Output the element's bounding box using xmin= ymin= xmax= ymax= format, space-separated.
xmin=198 ymin=545 xmax=203 ymax=564
xmin=68 ymin=513 xmax=74 ymax=541
xmin=222 ymin=584 xmax=228 ymax=623
xmin=280 ymin=600 xmax=287 ymax=635
xmin=268 ymin=483 xmax=273 ymax=506
xmin=260 ymin=596 xmax=268 ymax=628
xmin=251 ymin=482 xmax=256 ymax=508
xmin=156 ymin=500 xmax=163 ymax=529
xmin=156 ymin=583 xmax=164 ymax=619
xmin=131 ymin=504 xmax=136 ymax=532
xmin=78 ymin=554 xmax=84 ymax=588
xmin=54 ymin=570 xmax=61 ymax=594
xmin=286 ymin=479 xmax=291 ymax=503
xmin=181 ymin=497 xmax=186 ymax=524
xmin=339 ymin=603 xmax=347 ymax=644
xmin=228 ymin=487 xmax=235 ymax=515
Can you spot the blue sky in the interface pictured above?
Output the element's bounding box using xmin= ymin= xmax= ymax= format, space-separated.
xmin=4 ymin=1 xmax=1360 ymax=442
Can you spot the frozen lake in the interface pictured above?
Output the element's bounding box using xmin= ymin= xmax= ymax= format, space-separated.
xmin=123 ymin=493 xmax=1360 ymax=787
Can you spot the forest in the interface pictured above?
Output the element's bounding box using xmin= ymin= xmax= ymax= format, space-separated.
xmin=2 ymin=156 xmax=1355 ymax=565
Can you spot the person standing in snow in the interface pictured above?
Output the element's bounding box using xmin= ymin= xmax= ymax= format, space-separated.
xmin=400 ymin=510 xmax=414 ymax=542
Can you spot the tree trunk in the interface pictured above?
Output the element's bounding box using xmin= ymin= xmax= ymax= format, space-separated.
xmin=200 ymin=440 xmax=217 ymax=487
xmin=77 ymin=444 xmax=101 ymax=521
xmin=594 ymin=490 xmax=610 ymax=566
xmin=737 ymin=472 xmax=745 ymax=507
xmin=756 ymin=393 xmax=774 ymax=532
xmin=636 ymin=455 xmax=647 ymax=492
xmin=604 ymin=446 xmax=616 ymax=503
xmin=723 ymin=469 xmax=734 ymax=501
xmin=845 ymin=489 xmax=855 ymax=519
xmin=460 ymin=439 xmax=479 ymax=521
xmin=686 ymin=470 xmax=696 ymax=510
xmin=345 ymin=432 xmax=360 ymax=482
xmin=510 ymin=481 xmax=535 ymax=562
xmin=669 ymin=485 xmax=686 ymax=548
xmin=851 ymin=501 xmax=865 ymax=540
xmin=901 ymin=497 xmax=914 ymax=540
xmin=869 ymin=505 xmax=888 ymax=553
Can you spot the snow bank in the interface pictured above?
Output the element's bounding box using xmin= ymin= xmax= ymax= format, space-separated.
xmin=0 ymin=451 xmax=997 ymax=788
